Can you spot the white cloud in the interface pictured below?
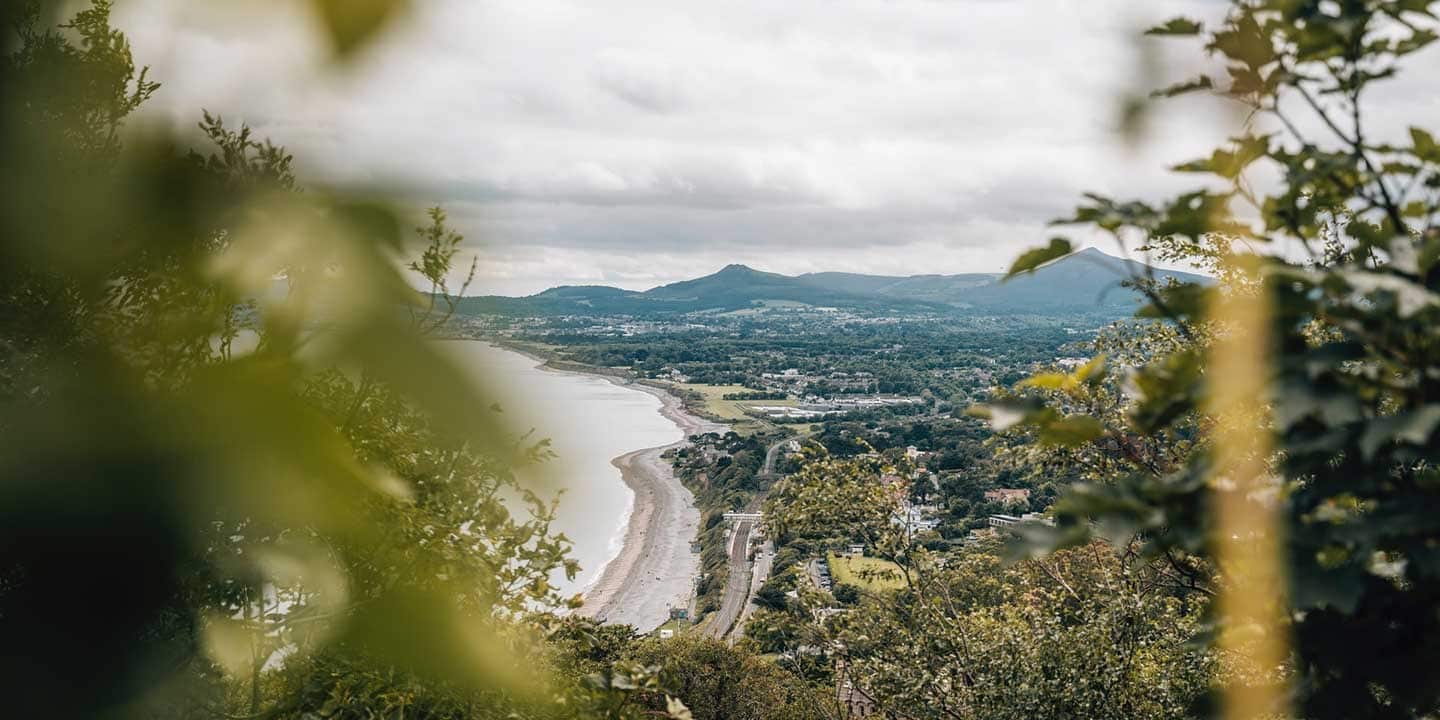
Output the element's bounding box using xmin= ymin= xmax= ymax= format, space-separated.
xmin=114 ymin=0 xmax=1437 ymax=295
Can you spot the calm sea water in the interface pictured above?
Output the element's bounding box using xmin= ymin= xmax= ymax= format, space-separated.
xmin=442 ymin=341 xmax=682 ymax=598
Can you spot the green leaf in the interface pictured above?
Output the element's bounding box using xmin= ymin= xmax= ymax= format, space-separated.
xmin=1074 ymin=354 xmax=1108 ymax=385
xmin=1411 ymin=127 xmax=1440 ymax=162
xmin=1018 ymin=372 xmax=1069 ymax=391
xmin=1127 ymin=349 xmax=1202 ymax=433
xmin=1004 ymin=237 xmax=1072 ymax=279
xmin=1172 ymin=137 xmax=1269 ymax=179
xmin=1419 ymin=234 xmax=1440 ymax=274
xmin=1037 ymin=414 xmax=1104 ymax=447
xmin=312 ymin=0 xmax=409 ymax=57
xmin=1151 ymin=75 xmax=1214 ymax=98
xmin=1154 ymin=191 xmax=1230 ymax=241
xmin=1019 ymin=355 xmax=1108 ymax=393
xmin=1208 ymin=13 xmax=1275 ymax=69
xmin=1145 ymin=17 xmax=1203 ymax=36
xmin=1395 ymin=28 xmax=1438 ymax=55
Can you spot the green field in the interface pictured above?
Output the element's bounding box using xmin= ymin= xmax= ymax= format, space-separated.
xmin=670 ymin=383 xmax=800 ymax=434
xmin=827 ymin=552 xmax=906 ymax=592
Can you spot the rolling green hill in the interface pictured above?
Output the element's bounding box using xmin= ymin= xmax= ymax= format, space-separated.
xmin=454 ymin=249 xmax=1207 ymax=317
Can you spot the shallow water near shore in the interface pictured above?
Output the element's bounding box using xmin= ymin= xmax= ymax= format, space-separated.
xmin=442 ymin=341 xmax=683 ymax=599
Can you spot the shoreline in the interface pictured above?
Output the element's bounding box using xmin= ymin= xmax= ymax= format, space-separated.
xmin=488 ymin=340 xmax=726 ymax=629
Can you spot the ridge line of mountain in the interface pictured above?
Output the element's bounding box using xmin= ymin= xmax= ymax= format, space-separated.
xmin=454 ymin=248 xmax=1206 ymax=318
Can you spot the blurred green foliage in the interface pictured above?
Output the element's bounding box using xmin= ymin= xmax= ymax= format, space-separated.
xmin=0 ymin=3 xmax=699 ymax=718
xmin=984 ymin=1 xmax=1440 ymax=718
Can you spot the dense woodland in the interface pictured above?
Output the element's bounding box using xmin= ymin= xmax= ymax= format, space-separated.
xmin=5 ymin=2 xmax=1440 ymax=719
xmin=531 ymin=320 xmax=1084 ymax=394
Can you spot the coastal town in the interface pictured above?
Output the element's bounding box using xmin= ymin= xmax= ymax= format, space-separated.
xmin=446 ymin=290 xmax=1083 ymax=648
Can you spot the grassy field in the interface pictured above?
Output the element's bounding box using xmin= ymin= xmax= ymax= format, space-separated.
xmin=827 ymin=552 xmax=906 ymax=592
xmin=670 ymin=383 xmax=801 ymax=434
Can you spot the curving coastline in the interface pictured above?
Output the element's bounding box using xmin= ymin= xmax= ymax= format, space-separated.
xmin=491 ymin=342 xmax=725 ymax=630
xmin=574 ymin=384 xmax=725 ymax=629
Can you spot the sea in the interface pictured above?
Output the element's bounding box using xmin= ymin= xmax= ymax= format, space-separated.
xmin=442 ymin=341 xmax=683 ymax=599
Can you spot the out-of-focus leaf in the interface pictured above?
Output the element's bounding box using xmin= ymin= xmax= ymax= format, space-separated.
xmin=1127 ymin=349 xmax=1202 ymax=433
xmin=1154 ymin=191 xmax=1230 ymax=241
xmin=1411 ymin=127 xmax=1440 ymax=162
xmin=1019 ymin=372 xmax=1069 ymax=391
xmin=1209 ymin=13 xmax=1275 ymax=69
xmin=1004 ymin=237 xmax=1072 ymax=279
xmin=312 ymin=0 xmax=410 ymax=57
xmin=968 ymin=397 xmax=1044 ymax=431
xmin=1136 ymin=282 xmax=1211 ymax=320
xmin=1151 ymin=75 xmax=1214 ymax=98
xmin=1171 ymin=135 xmax=1270 ymax=179
xmin=201 ymin=615 xmax=255 ymax=677
xmin=335 ymin=588 xmax=544 ymax=700
xmin=1019 ymin=355 xmax=1107 ymax=393
xmin=1146 ymin=17 xmax=1203 ymax=36
xmin=667 ymin=696 xmax=695 ymax=720
xmin=1074 ymin=354 xmax=1108 ymax=384
xmin=1037 ymin=414 xmax=1105 ymax=447
xmin=1338 ymin=270 xmax=1440 ymax=317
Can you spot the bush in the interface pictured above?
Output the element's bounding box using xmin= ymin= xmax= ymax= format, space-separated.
xmin=832 ymin=583 xmax=860 ymax=606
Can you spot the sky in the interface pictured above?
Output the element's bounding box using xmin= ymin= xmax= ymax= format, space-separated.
xmin=112 ymin=0 xmax=1439 ymax=296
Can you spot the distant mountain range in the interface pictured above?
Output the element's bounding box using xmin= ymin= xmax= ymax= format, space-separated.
xmin=454 ymin=248 xmax=1207 ymax=317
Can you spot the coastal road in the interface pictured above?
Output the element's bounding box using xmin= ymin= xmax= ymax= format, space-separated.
xmin=761 ymin=431 xmax=809 ymax=479
xmin=761 ymin=439 xmax=787 ymax=478
xmin=702 ymin=519 xmax=753 ymax=638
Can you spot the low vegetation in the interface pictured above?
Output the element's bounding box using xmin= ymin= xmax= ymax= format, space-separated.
xmin=825 ymin=552 xmax=905 ymax=593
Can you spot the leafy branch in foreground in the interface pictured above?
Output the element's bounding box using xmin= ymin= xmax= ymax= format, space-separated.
xmin=0 ymin=4 xmax=699 ymax=719
xmin=984 ymin=2 xmax=1440 ymax=718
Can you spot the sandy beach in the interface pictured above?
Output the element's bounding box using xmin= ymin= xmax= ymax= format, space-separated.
xmin=573 ymin=383 xmax=725 ymax=629
xmin=496 ymin=343 xmax=726 ymax=630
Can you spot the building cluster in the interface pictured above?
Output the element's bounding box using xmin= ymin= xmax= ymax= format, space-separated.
xmin=747 ymin=394 xmax=926 ymax=421
xmin=758 ymin=368 xmax=877 ymax=394
xmin=984 ymin=488 xmax=1030 ymax=504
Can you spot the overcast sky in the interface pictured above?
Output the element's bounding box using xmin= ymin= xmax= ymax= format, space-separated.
xmin=113 ymin=0 xmax=1437 ymax=296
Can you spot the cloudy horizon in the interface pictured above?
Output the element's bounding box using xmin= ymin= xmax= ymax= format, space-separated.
xmin=114 ymin=0 xmax=1437 ymax=296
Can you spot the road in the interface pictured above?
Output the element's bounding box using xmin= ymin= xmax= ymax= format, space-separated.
xmin=702 ymin=519 xmax=752 ymax=638
xmin=761 ymin=430 xmax=811 ymax=479
xmin=761 ymin=438 xmax=788 ymax=477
